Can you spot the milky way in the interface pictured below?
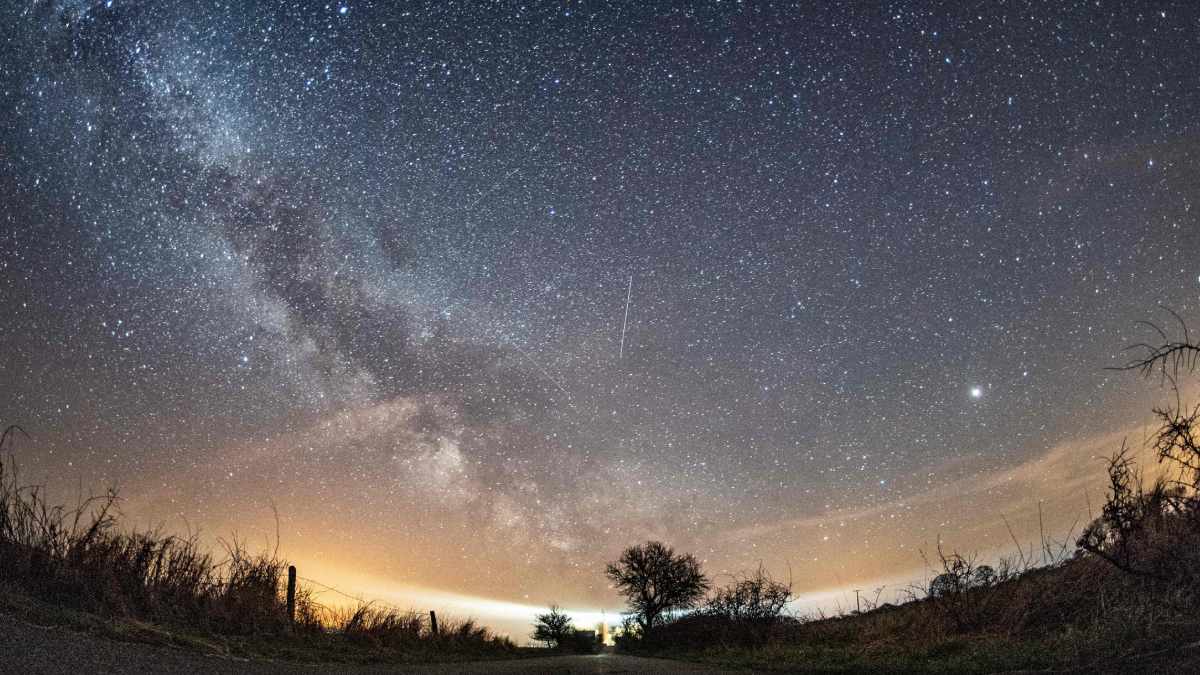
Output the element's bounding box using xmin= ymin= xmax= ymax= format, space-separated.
xmin=2 ymin=1 xmax=1199 ymax=633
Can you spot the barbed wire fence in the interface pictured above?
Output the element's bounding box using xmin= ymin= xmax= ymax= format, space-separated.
xmin=277 ymin=567 xmax=445 ymax=634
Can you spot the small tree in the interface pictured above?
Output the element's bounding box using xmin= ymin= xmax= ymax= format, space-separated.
xmin=1077 ymin=444 xmax=1178 ymax=579
xmin=531 ymin=605 xmax=573 ymax=648
xmin=605 ymin=541 xmax=710 ymax=632
xmin=706 ymin=563 xmax=792 ymax=623
xmin=1111 ymin=308 xmax=1200 ymax=491
xmin=1077 ymin=309 xmax=1200 ymax=581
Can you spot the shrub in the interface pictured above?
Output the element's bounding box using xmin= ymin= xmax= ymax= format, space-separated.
xmin=706 ymin=564 xmax=792 ymax=623
xmin=531 ymin=604 xmax=573 ymax=649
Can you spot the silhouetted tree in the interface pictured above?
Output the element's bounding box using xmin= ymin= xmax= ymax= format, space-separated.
xmin=1077 ymin=308 xmax=1200 ymax=581
xmin=1111 ymin=309 xmax=1200 ymax=487
xmin=605 ymin=541 xmax=710 ymax=632
xmin=928 ymin=551 xmax=994 ymax=598
xmin=705 ymin=563 xmax=792 ymax=622
xmin=1112 ymin=308 xmax=1200 ymax=382
xmin=1077 ymin=443 xmax=1178 ymax=580
xmin=531 ymin=605 xmax=573 ymax=648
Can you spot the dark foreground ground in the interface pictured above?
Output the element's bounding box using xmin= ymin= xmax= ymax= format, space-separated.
xmin=5 ymin=610 xmax=1200 ymax=674
xmin=0 ymin=612 xmax=742 ymax=674
xmin=7 ymin=610 xmax=1200 ymax=672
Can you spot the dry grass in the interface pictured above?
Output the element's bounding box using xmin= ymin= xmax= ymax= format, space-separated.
xmin=330 ymin=602 xmax=501 ymax=649
xmin=0 ymin=427 xmax=514 ymax=661
xmin=632 ymin=461 xmax=1200 ymax=671
xmin=636 ymin=547 xmax=1200 ymax=672
xmin=0 ymin=437 xmax=294 ymax=635
xmin=626 ymin=320 xmax=1200 ymax=671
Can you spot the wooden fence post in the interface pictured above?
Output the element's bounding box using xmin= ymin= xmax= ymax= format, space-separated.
xmin=286 ymin=565 xmax=297 ymax=624
xmin=429 ymin=610 xmax=439 ymax=635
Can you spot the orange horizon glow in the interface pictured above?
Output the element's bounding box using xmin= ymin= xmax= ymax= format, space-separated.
xmin=45 ymin=387 xmax=1175 ymax=640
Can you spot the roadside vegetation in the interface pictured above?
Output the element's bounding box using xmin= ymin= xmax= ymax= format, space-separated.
xmin=601 ymin=313 xmax=1200 ymax=672
xmin=530 ymin=604 xmax=600 ymax=653
xmin=0 ymin=423 xmax=517 ymax=665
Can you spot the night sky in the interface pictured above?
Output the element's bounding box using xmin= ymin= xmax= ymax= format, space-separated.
xmin=2 ymin=0 xmax=1199 ymax=634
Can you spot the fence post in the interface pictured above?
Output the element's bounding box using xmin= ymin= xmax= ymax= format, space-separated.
xmin=286 ymin=565 xmax=297 ymax=624
xmin=429 ymin=610 xmax=439 ymax=635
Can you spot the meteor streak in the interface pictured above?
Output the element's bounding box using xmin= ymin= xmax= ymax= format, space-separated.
xmin=619 ymin=274 xmax=633 ymax=361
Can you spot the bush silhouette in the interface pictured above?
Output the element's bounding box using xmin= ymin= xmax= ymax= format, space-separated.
xmin=531 ymin=604 xmax=573 ymax=649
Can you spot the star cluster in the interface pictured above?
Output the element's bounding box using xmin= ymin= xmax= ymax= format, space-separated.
xmin=1 ymin=1 xmax=1199 ymax=623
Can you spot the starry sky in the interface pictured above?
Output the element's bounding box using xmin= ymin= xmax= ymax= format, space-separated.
xmin=2 ymin=0 xmax=1200 ymax=636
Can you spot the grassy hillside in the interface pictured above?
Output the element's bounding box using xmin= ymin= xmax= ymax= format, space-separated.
xmin=607 ymin=328 xmax=1200 ymax=672
xmin=612 ymin=445 xmax=1200 ymax=672
xmin=632 ymin=551 xmax=1200 ymax=673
